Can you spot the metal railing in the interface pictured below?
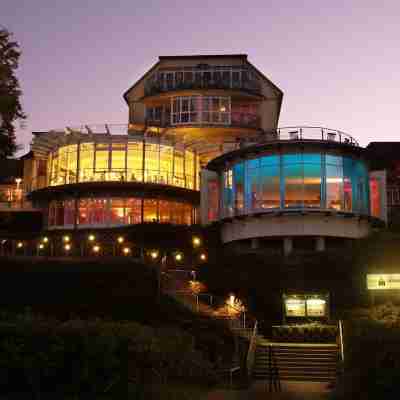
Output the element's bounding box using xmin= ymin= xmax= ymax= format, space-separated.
xmin=146 ymin=112 xmax=261 ymax=129
xmin=246 ymin=320 xmax=258 ymax=378
xmin=263 ymin=126 xmax=359 ymax=146
xmin=144 ymin=66 xmax=262 ymax=97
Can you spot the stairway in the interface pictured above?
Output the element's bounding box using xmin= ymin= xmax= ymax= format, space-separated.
xmin=253 ymin=343 xmax=338 ymax=382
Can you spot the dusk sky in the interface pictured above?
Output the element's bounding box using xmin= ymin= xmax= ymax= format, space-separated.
xmin=2 ymin=0 xmax=399 ymax=155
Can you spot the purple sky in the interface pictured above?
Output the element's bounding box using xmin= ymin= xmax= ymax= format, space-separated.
xmin=3 ymin=0 xmax=400 ymax=155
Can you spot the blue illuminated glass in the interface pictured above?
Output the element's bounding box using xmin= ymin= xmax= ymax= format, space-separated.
xmin=260 ymin=155 xmax=279 ymax=166
xmin=283 ymin=154 xmax=302 ymax=165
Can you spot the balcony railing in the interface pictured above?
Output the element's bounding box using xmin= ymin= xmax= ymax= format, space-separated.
xmin=237 ymin=126 xmax=359 ymax=147
xmin=144 ymin=66 xmax=262 ymax=97
xmin=46 ymin=169 xmax=196 ymax=190
xmin=146 ymin=112 xmax=261 ymax=129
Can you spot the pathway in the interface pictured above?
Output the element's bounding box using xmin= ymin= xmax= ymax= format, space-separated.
xmin=204 ymin=381 xmax=331 ymax=400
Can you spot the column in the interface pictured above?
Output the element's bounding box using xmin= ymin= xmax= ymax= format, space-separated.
xmin=315 ymin=236 xmax=326 ymax=252
xmin=251 ymin=238 xmax=260 ymax=250
xmin=283 ymin=237 xmax=293 ymax=256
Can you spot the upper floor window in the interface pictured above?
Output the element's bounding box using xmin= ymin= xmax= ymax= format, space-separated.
xmin=171 ymin=96 xmax=231 ymax=125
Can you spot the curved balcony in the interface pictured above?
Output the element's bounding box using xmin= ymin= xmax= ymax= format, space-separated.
xmin=28 ymin=132 xmax=200 ymax=193
xmin=144 ymin=66 xmax=262 ymax=97
xmin=146 ymin=112 xmax=261 ymax=130
xmin=263 ymin=126 xmax=359 ymax=146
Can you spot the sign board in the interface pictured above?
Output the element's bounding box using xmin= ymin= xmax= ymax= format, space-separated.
xmin=306 ymin=299 xmax=326 ymax=317
xmin=367 ymin=274 xmax=400 ymax=290
xmin=283 ymin=293 xmax=329 ymax=321
xmin=285 ymin=298 xmax=306 ymax=317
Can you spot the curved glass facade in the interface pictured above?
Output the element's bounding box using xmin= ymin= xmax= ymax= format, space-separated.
xmin=221 ymin=152 xmax=370 ymax=217
xmin=46 ymin=139 xmax=199 ymax=190
xmin=48 ymin=196 xmax=195 ymax=228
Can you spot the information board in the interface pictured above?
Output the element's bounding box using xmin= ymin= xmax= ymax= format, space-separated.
xmin=285 ymin=298 xmax=306 ymax=317
xmin=367 ymin=274 xmax=400 ymax=290
xmin=306 ymin=299 xmax=326 ymax=317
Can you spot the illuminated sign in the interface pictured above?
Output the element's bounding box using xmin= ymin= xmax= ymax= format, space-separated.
xmin=367 ymin=274 xmax=400 ymax=290
xmin=306 ymin=299 xmax=326 ymax=317
xmin=285 ymin=299 xmax=306 ymax=317
xmin=283 ymin=293 xmax=329 ymax=319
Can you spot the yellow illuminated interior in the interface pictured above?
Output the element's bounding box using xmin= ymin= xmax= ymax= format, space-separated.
xmin=47 ymin=140 xmax=199 ymax=190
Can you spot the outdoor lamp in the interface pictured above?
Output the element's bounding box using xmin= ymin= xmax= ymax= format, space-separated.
xmin=117 ymin=236 xmax=124 ymax=244
xmin=64 ymin=244 xmax=71 ymax=251
xmin=192 ymin=236 xmax=201 ymax=247
xmin=123 ymin=247 xmax=131 ymax=255
xmin=42 ymin=237 xmax=49 ymax=243
xmin=63 ymin=235 xmax=70 ymax=243
xmin=150 ymin=250 xmax=159 ymax=259
xmin=17 ymin=242 xmax=23 ymax=248
xmin=88 ymin=234 xmax=96 ymax=242
xmin=175 ymin=252 xmax=183 ymax=262
xmin=199 ymin=252 xmax=207 ymax=261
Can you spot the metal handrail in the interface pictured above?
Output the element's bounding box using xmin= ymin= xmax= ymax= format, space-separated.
xmin=245 ymin=320 xmax=258 ymax=378
xmin=338 ymin=319 xmax=345 ymax=363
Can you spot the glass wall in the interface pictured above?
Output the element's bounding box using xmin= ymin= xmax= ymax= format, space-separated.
xmin=48 ymin=197 xmax=195 ymax=227
xmin=171 ymin=96 xmax=231 ymax=125
xmin=220 ymin=152 xmax=371 ymax=217
xmin=47 ymin=139 xmax=199 ymax=190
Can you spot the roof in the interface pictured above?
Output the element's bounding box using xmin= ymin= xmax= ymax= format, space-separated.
xmin=366 ymin=142 xmax=400 ymax=170
xmin=122 ymin=54 xmax=284 ymax=114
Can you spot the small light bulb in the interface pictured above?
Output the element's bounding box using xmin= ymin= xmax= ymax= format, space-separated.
xmin=193 ymin=237 xmax=201 ymax=247
xmin=63 ymin=235 xmax=70 ymax=243
xmin=88 ymin=234 xmax=95 ymax=242
xmin=93 ymin=245 xmax=100 ymax=253
xmin=17 ymin=242 xmax=23 ymax=248
xmin=123 ymin=247 xmax=131 ymax=255
xmin=117 ymin=236 xmax=124 ymax=244
xmin=38 ymin=243 xmax=44 ymax=250
xmin=42 ymin=237 xmax=49 ymax=243
xmin=175 ymin=253 xmax=183 ymax=261
xmin=64 ymin=244 xmax=71 ymax=251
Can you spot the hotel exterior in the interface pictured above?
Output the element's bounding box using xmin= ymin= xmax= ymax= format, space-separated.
xmin=0 ymin=54 xmax=388 ymax=255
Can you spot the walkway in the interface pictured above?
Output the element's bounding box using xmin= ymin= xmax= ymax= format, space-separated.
xmin=204 ymin=381 xmax=331 ymax=400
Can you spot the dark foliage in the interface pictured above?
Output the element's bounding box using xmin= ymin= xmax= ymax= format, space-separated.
xmin=0 ymin=28 xmax=26 ymax=158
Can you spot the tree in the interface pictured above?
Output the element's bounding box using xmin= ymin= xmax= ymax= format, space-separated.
xmin=0 ymin=28 xmax=25 ymax=158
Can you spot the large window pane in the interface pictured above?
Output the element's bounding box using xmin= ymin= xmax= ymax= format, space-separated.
xmin=89 ymin=198 xmax=108 ymax=225
xmin=260 ymin=165 xmax=280 ymax=208
xmin=95 ymin=143 xmax=109 ymax=180
xmin=126 ymin=198 xmax=141 ymax=224
xmin=303 ymin=163 xmax=322 ymax=208
xmin=143 ymin=199 xmax=158 ymax=222
xmin=343 ymin=157 xmax=353 ymax=211
xmin=111 ymin=143 xmax=126 ymax=181
xmin=79 ymin=143 xmax=94 ymax=182
xmin=64 ymin=199 xmax=75 ymax=225
xmin=78 ymin=199 xmax=89 ymax=224
xmin=127 ymin=142 xmax=143 ymax=182
xmin=145 ymin=143 xmax=159 ymax=183
xmin=283 ymin=164 xmax=303 ymax=208
xmin=326 ymin=164 xmax=343 ymax=210
xmin=233 ymin=163 xmax=244 ymax=214
xmin=223 ymin=169 xmax=233 ymax=217
xmin=110 ymin=198 xmax=125 ymax=225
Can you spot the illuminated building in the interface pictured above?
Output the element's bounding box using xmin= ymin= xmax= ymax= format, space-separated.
xmin=0 ymin=54 xmax=391 ymax=257
xmin=18 ymin=55 xmax=282 ymax=250
xmin=202 ymin=126 xmax=387 ymax=254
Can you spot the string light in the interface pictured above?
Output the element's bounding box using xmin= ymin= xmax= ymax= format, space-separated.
xmin=192 ymin=236 xmax=201 ymax=247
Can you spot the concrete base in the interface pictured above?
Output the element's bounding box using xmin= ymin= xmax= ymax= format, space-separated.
xmin=221 ymin=213 xmax=371 ymax=245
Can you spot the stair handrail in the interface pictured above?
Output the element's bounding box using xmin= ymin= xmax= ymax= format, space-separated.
xmin=245 ymin=319 xmax=258 ymax=378
xmin=338 ymin=319 xmax=345 ymax=363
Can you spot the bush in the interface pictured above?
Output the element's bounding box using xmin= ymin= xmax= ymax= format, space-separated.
xmin=0 ymin=311 xmax=216 ymax=398
xmin=271 ymin=323 xmax=337 ymax=343
xmin=333 ymin=307 xmax=400 ymax=399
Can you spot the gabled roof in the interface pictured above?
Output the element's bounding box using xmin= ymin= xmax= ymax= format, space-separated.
xmin=122 ymin=54 xmax=284 ymax=110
